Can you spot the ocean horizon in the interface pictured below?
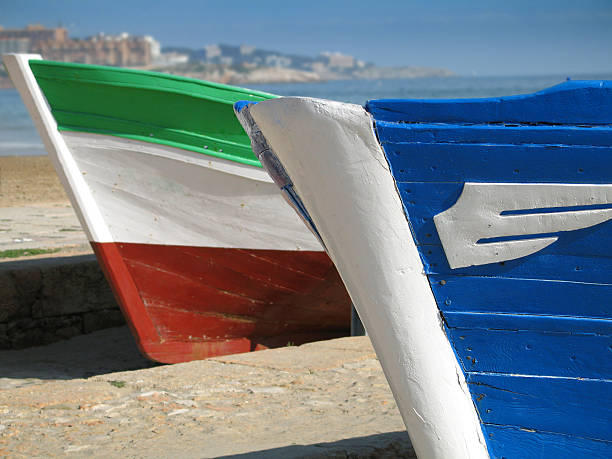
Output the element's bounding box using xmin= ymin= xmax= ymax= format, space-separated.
xmin=2 ymin=72 xmax=612 ymax=157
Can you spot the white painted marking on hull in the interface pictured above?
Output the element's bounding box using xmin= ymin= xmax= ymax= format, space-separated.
xmin=62 ymin=132 xmax=321 ymax=250
xmin=435 ymin=183 xmax=612 ymax=268
xmin=248 ymin=97 xmax=489 ymax=458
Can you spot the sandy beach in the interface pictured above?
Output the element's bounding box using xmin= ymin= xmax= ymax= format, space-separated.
xmin=0 ymin=155 xmax=91 ymax=260
xmin=0 ymin=331 xmax=411 ymax=458
xmin=0 ymin=155 xmax=68 ymax=207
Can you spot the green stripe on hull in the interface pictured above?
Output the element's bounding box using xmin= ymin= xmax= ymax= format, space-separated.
xmin=29 ymin=60 xmax=276 ymax=167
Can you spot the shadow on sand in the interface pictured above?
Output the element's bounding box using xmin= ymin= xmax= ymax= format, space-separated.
xmin=215 ymin=431 xmax=414 ymax=458
xmin=0 ymin=325 xmax=159 ymax=383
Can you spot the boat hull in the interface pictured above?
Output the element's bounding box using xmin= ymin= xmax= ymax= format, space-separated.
xmin=4 ymin=54 xmax=351 ymax=363
xmin=93 ymin=242 xmax=348 ymax=363
xmin=238 ymin=82 xmax=612 ymax=458
xmin=237 ymin=98 xmax=488 ymax=459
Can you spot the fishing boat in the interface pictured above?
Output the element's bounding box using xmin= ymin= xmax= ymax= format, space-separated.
xmin=3 ymin=53 xmax=351 ymax=364
xmin=236 ymin=82 xmax=612 ymax=458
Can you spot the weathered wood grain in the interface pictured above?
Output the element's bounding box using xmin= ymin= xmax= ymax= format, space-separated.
xmin=484 ymin=425 xmax=611 ymax=458
xmin=376 ymin=121 xmax=612 ymax=147
xmin=432 ymin=275 xmax=612 ymax=319
xmin=444 ymin=313 xmax=611 ymax=379
xmin=468 ymin=373 xmax=611 ymax=441
xmin=385 ymin=143 xmax=612 ymax=184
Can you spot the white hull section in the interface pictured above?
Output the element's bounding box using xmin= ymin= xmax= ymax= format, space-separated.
xmin=62 ymin=132 xmax=321 ymax=250
xmin=247 ymin=97 xmax=488 ymax=458
xmin=4 ymin=53 xmax=320 ymax=251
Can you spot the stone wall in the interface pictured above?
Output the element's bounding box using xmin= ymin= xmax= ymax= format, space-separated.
xmin=0 ymin=255 xmax=124 ymax=349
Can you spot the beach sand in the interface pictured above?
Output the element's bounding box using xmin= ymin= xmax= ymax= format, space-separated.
xmin=0 ymin=155 xmax=91 ymax=260
xmin=0 ymin=155 xmax=68 ymax=207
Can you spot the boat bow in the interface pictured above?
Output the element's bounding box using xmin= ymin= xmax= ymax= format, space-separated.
xmin=238 ymin=96 xmax=489 ymax=459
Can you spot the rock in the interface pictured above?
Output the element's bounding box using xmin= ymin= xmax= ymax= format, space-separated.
xmin=0 ymin=255 xmax=122 ymax=349
xmin=82 ymin=309 xmax=124 ymax=334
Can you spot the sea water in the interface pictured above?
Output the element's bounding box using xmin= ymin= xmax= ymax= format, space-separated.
xmin=2 ymin=73 xmax=611 ymax=156
xmin=0 ymin=89 xmax=47 ymax=156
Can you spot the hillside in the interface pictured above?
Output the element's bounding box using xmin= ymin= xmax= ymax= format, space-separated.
xmin=157 ymin=44 xmax=453 ymax=84
xmin=1 ymin=44 xmax=453 ymax=87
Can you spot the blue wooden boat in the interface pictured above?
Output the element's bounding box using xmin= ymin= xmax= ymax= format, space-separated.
xmin=235 ymin=82 xmax=612 ymax=458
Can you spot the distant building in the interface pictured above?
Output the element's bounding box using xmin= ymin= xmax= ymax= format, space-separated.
xmin=240 ymin=45 xmax=255 ymax=56
xmin=204 ymin=44 xmax=221 ymax=60
xmin=0 ymin=37 xmax=30 ymax=54
xmin=153 ymin=51 xmax=189 ymax=68
xmin=265 ymin=55 xmax=292 ymax=68
xmin=144 ymin=35 xmax=161 ymax=62
xmin=0 ymin=24 xmax=68 ymax=47
xmin=0 ymin=24 xmax=158 ymax=67
xmin=310 ymin=62 xmax=328 ymax=73
xmin=0 ymin=24 xmax=68 ymax=54
xmin=322 ymin=51 xmax=356 ymax=69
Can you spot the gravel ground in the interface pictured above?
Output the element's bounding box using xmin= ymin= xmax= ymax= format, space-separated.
xmin=0 ymin=329 xmax=413 ymax=458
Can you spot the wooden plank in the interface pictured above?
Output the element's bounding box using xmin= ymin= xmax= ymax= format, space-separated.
xmin=431 ymin=275 xmax=612 ymax=319
xmin=366 ymin=80 xmax=612 ymax=124
xmin=398 ymin=182 xmax=465 ymax=246
xmin=383 ymin=142 xmax=612 ymax=184
xmin=116 ymin=243 xmax=350 ymax=331
xmin=445 ymin=311 xmax=612 ymax=334
xmin=483 ymin=424 xmax=612 ymax=459
xmin=93 ymin=241 xmax=350 ymax=363
xmin=29 ymin=59 xmax=276 ymax=167
xmin=444 ymin=315 xmax=612 ymax=379
xmin=376 ymin=121 xmax=612 ymax=147
xmin=423 ymin=244 xmax=612 ymax=283
xmin=467 ymin=373 xmax=611 ymax=441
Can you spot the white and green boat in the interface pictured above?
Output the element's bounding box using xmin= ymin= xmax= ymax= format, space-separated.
xmin=3 ymin=54 xmax=351 ymax=363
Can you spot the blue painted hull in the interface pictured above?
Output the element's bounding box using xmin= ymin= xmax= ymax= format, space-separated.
xmin=367 ymin=81 xmax=612 ymax=457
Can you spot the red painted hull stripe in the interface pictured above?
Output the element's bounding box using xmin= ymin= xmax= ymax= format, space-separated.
xmin=91 ymin=242 xmax=351 ymax=363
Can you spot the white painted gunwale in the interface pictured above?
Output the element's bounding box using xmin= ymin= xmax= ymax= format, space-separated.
xmin=247 ymin=97 xmax=489 ymax=459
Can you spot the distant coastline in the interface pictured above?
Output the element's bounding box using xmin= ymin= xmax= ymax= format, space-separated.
xmin=0 ymin=38 xmax=455 ymax=87
xmin=0 ymin=64 xmax=454 ymax=88
xmin=155 ymin=65 xmax=454 ymax=86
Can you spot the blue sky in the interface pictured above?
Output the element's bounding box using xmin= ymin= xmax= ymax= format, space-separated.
xmin=2 ymin=0 xmax=611 ymax=76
